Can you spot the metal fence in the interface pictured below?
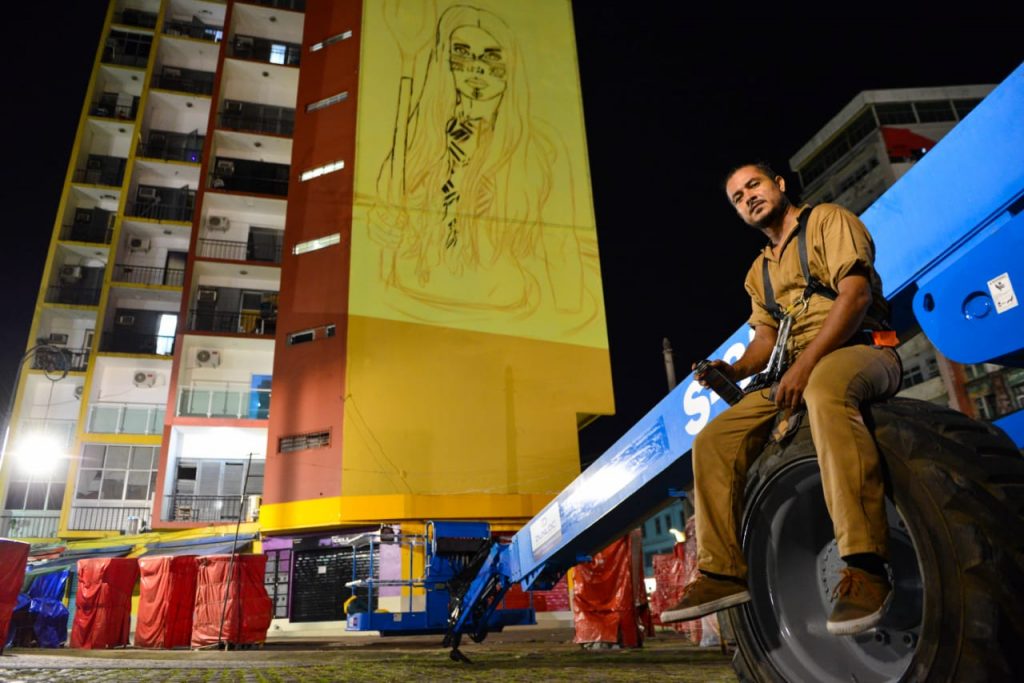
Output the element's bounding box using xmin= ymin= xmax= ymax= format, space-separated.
xmin=100 ymin=331 xmax=175 ymax=356
xmin=30 ymin=346 xmax=90 ymax=372
xmin=218 ymin=111 xmax=294 ymax=137
xmin=187 ymin=309 xmax=276 ymax=336
xmin=60 ymin=224 xmax=114 ymax=245
xmin=165 ymin=495 xmax=247 ymax=522
xmin=124 ymin=201 xmax=194 ymax=223
xmin=197 ymin=237 xmax=282 ymax=264
xmin=112 ymin=263 xmax=185 ymax=287
xmin=0 ymin=514 xmax=60 ymax=538
xmin=67 ymin=505 xmax=152 ymax=532
xmin=45 ymin=285 xmax=102 ymax=306
xmin=163 ymin=18 xmax=222 ymax=42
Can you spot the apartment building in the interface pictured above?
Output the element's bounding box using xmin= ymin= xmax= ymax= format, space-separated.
xmin=2 ymin=0 xmax=612 ymax=626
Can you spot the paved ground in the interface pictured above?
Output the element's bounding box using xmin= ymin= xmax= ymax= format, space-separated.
xmin=0 ymin=627 xmax=738 ymax=682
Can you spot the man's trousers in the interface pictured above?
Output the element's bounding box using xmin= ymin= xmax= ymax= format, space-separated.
xmin=692 ymin=344 xmax=903 ymax=578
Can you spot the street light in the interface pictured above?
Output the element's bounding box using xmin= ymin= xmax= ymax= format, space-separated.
xmin=0 ymin=344 xmax=71 ymax=479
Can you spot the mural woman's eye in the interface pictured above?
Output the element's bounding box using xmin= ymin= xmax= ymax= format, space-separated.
xmin=452 ymin=44 xmax=470 ymax=57
xmin=481 ymin=50 xmax=503 ymax=63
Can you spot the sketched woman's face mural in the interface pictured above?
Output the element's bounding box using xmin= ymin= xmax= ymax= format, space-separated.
xmin=448 ymin=25 xmax=507 ymax=102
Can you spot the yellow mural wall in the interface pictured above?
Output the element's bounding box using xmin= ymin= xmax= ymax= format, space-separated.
xmin=343 ymin=0 xmax=613 ymax=508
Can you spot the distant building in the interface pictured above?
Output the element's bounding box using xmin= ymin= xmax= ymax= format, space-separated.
xmin=789 ymin=85 xmax=1024 ymax=423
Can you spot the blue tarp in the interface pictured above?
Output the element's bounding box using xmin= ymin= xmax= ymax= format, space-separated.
xmin=7 ymin=569 xmax=70 ymax=648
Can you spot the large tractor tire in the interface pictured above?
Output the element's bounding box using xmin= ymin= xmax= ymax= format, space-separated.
xmin=727 ymin=397 xmax=1024 ymax=682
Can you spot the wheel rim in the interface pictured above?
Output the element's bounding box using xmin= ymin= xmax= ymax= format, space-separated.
xmin=738 ymin=457 xmax=923 ymax=682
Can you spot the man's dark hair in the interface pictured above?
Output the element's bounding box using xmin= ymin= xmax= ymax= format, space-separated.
xmin=722 ymin=161 xmax=781 ymax=192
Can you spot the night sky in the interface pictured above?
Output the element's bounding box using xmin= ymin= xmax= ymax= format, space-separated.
xmin=1 ymin=4 xmax=1021 ymax=461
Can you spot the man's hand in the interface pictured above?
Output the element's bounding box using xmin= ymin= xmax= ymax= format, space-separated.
xmin=693 ymin=360 xmax=737 ymax=388
xmin=773 ymin=355 xmax=814 ymax=410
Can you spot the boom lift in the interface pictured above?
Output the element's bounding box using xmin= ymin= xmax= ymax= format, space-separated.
xmin=438 ymin=63 xmax=1024 ymax=680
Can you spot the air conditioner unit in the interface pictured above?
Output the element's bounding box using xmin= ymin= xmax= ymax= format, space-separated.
xmin=133 ymin=370 xmax=157 ymax=387
xmin=197 ymin=288 xmax=218 ymax=303
xmin=47 ymin=333 xmax=69 ymax=345
xmin=59 ymin=265 xmax=83 ymax=282
xmin=245 ymin=494 xmax=262 ymax=522
xmin=137 ymin=186 xmax=158 ymax=201
xmin=74 ymin=385 xmax=85 ymax=400
xmin=128 ymin=235 xmax=152 ymax=252
xmin=116 ymin=314 xmax=136 ymax=326
xmin=195 ymin=348 xmax=221 ymax=367
xmin=205 ymin=215 xmax=230 ymax=231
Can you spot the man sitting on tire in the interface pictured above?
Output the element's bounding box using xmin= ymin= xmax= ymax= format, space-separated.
xmin=660 ymin=163 xmax=902 ymax=636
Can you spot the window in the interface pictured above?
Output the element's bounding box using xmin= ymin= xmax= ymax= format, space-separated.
xmin=875 ymin=102 xmax=917 ymax=125
xmin=914 ymin=100 xmax=955 ymax=123
xmin=5 ymin=456 xmax=68 ymax=511
xmin=76 ymin=444 xmax=158 ymax=501
xmin=270 ymin=44 xmax=287 ymax=65
xmin=654 ymin=517 xmax=662 ymax=535
xmin=279 ymin=431 xmax=331 ymax=453
xmin=953 ymin=98 xmax=983 ymax=120
xmin=157 ymin=314 xmax=177 ymax=355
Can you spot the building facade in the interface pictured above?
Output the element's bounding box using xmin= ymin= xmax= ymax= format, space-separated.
xmin=2 ymin=0 xmax=613 ymax=626
xmin=789 ymin=85 xmax=1024 ymax=423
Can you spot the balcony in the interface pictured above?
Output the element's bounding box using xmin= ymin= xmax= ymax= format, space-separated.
xmin=210 ymin=157 xmax=289 ymax=197
xmin=137 ymin=138 xmax=204 ymax=164
xmin=60 ymin=222 xmax=114 ymax=246
xmin=112 ymin=263 xmax=185 ymax=287
xmin=86 ymin=402 xmax=165 ymax=435
xmin=176 ymin=383 xmax=271 ymax=419
xmin=219 ymin=101 xmax=294 ymax=136
xmin=187 ymin=309 xmax=276 ymax=336
xmin=229 ymin=34 xmax=300 ymax=66
xmin=102 ymin=30 xmax=152 ymax=68
xmin=152 ymin=66 xmax=215 ymax=96
xmin=113 ymin=9 xmax=158 ymax=29
xmin=197 ymin=237 xmax=281 ymax=264
xmin=125 ymin=201 xmax=194 ymax=223
xmin=73 ymin=155 xmax=127 ymax=187
xmin=30 ymin=346 xmax=90 ymax=373
xmin=163 ymin=18 xmax=223 ymax=42
xmin=100 ymin=331 xmax=175 ymax=356
xmin=67 ymin=505 xmax=152 ymax=532
xmin=166 ymin=494 xmax=249 ymax=522
xmin=90 ymin=92 xmax=140 ymax=120
xmin=46 ymin=285 xmax=102 ymax=307
xmin=0 ymin=513 xmax=60 ymax=539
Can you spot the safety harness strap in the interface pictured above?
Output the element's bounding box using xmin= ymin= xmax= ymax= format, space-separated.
xmin=761 ymin=206 xmax=837 ymax=321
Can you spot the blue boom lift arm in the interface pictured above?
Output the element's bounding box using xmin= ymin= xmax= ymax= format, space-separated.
xmin=443 ymin=62 xmax=1024 ymax=662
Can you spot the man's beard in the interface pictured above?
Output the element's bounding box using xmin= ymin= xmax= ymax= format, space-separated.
xmin=751 ymin=196 xmax=791 ymax=230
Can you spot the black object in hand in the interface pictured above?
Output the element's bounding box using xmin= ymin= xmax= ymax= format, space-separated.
xmin=695 ymin=360 xmax=745 ymax=406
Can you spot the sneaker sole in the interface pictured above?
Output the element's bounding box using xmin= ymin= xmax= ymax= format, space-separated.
xmin=660 ymin=590 xmax=751 ymax=624
xmin=827 ymin=590 xmax=894 ymax=636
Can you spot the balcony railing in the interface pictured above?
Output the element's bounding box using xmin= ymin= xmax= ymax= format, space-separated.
xmin=176 ymin=384 xmax=271 ymax=419
xmin=100 ymin=331 xmax=175 ymax=356
xmin=73 ymin=167 xmax=126 ymax=187
xmin=218 ymin=110 xmax=294 ymax=136
xmin=163 ymin=18 xmax=223 ymax=42
xmin=187 ymin=309 xmax=277 ymax=336
xmin=249 ymin=0 xmax=306 ymax=13
xmin=230 ymin=34 xmax=301 ymax=66
xmin=113 ymin=10 xmax=158 ymax=29
xmin=136 ymin=141 xmax=203 ymax=163
xmin=113 ymin=263 xmax=185 ymax=287
xmin=87 ymin=403 xmax=165 ymax=435
xmin=13 ymin=419 xmax=77 ymax=451
xmin=67 ymin=505 xmax=152 ymax=532
xmin=60 ymin=223 xmax=114 ymax=245
xmin=90 ymin=97 xmax=139 ymax=121
xmin=124 ymin=201 xmax=194 ymax=222
xmin=152 ymin=70 xmax=215 ymax=95
xmin=0 ymin=513 xmax=60 ymax=539
xmin=209 ymin=172 xmax=289 ymax=197
xmin=197 ymin=238 xmax=282 ymax=264
xmin=30 ymin=346 xmax=89 ymax=372
xmin=166 ymin=494 xmax=249 ymax=522
xmin=46 ymin=285 xmax=102 ymax=306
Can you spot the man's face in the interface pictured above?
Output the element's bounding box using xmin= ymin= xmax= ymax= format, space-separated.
xmin=725 ymin=166 xmax=788 ymax=229
xmin=449 ymin=26 xmax=507 ymax=102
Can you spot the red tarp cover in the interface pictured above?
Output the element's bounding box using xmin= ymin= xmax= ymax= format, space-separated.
xmin=0 ymin=540 xmax=30 ymax=646
xmin=71 ymin=557 xmax=139 ymax=649
xmin=571 ymin=530 xmax=649 ymax=647
xmin=191 ymin=554 xmax=271 ymax=647
xmin=135 ymin=555 xmax=198 ymax=648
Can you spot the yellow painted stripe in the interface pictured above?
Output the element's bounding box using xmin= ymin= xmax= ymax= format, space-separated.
xmin=79 ymin=434 xmax=162 ymax=446
xmin=258 ymin=493 xmax=555 ymax=533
